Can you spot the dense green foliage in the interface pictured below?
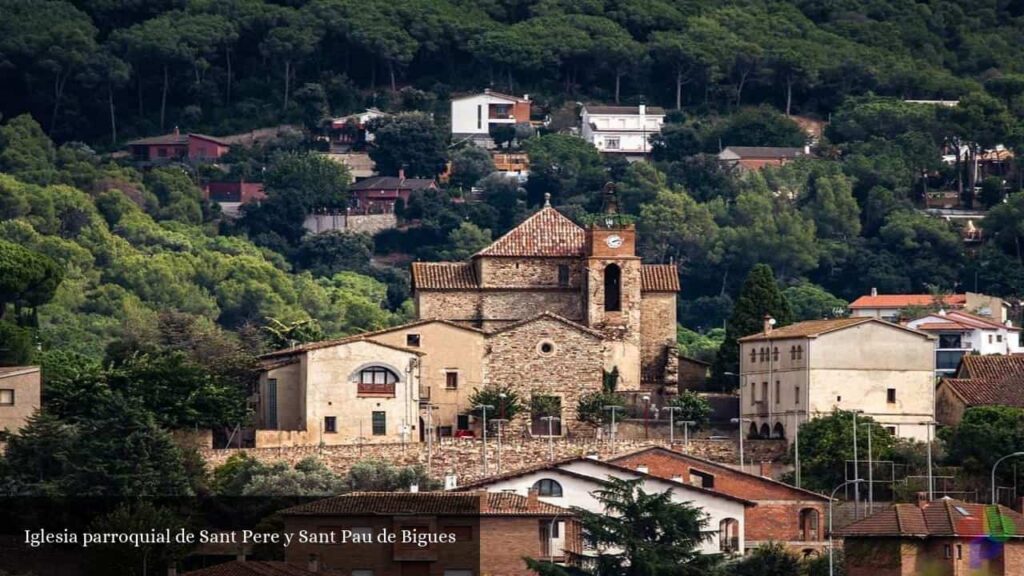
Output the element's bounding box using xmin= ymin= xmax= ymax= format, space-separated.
xmin=787 ymin=410 xmax=897 ymax=492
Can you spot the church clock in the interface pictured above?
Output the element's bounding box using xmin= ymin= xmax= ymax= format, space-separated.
xmin=604 ymin=234 xmax=623 ymax=249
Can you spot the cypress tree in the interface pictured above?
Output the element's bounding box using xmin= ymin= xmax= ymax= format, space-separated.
xmin=711 ymin=264 xmax=792 ymax=390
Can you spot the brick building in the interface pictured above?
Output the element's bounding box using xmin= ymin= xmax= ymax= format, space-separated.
xmin=0 ymin=366 xmax=40 ymax=434
xmin=279 ymin=491 xmax=579 ymax=576
xmin=840 ymin=499 xmax=1024 ymax=576
xmin=127 ymin=128 xmax=231 ymax=163
xmin=608 ymin=447 xmax=828 ymax=552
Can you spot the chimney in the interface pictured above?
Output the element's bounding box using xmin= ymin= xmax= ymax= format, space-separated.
xmin=638 ymin=103 xmax=646 ymax=116
xmin=871 ymin=287 xmax=878 ymax=297
xmin=398 ymin=167 xmax=406 ymax=181
xmin=636 ymin=465 xmax=649 ymax=474
xmin=916 ymin=491 xmax=929 ymax=509
xmin=759 ymin=461 xmax=772 ymax=478
xmin=527 ymin=487 xmax=539 ymax=508
xmin=523 ymin=94 xmax=530 ymax=101
xmin=763 ymin=315 xmax=776 ymax=335
xmin=173 ymin=126 xmax=180 ymax=136
xmin=308 ymin=554 xmax=320 ymax=573
xmin=410 ymin=483 xmax=419 ymax=493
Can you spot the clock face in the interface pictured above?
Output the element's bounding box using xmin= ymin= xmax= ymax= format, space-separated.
xmin=605 ymin=234 xmax=623 ymax=249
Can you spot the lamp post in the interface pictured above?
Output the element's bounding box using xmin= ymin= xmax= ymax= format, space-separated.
xmin=918 ymin=420 xmax=937 ymax=501
xmin=829 ymin=479 xmax=866 ymax=576
xmin=474 ymin=403 xmax=494 ymax=475
xmin=680 ymin=420 xmax=697 ymax=451
xmin=541 ymin=416 xmax=561 ymax=461
xmin=604 ymin=405 xmax=623 ymax=452
xmin=664 ymin=406 xmax=682 ymax=445
xmin=731 ymin=417 xmax=752 ymax=471
xmin=642 ymin=395 xmax=651 ymax=439
xmin=425 ymin=404 xmax=439 ymax=472
xmin=495 ymin=392 xmax=509 ymax=473
xmin=991 ymin=451 xmax=1024 ymax=505
xmin=850 ymin=410 xmax=864 ymax=519
xmin=790 ymin=410 xmax=802 ymax=489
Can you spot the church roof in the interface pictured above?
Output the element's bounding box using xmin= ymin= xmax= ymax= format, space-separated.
xmin=641 ymin=264 xmax=680 ymax=292
xmin=475 ymin=207 xmax=585 ymax=258
xmin=411 ymin=262 xmax=478 ymax=290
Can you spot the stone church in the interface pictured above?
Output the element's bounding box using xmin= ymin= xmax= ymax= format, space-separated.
xmin=253 ymin=193 xmax=679 ymax=446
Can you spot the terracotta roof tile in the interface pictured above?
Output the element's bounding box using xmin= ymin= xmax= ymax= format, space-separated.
xmin=410 ymin=262 xmax=478 ymax=290
xmin=349 ymin=176 xmax=436 ymax=191
xmin=641 ymin=265 xmax=680 ymax=292
xmin=841 ymin=500 xmax=1024 ymax=538
xmin=182 ymin=560 xmax=335 ymax=576
xmin=280 ymin=492 xmax=569 ymax=517
xmin=959 ymin=355 xmax=1024 ymax=379
xmin=475 ymin=207 xmax=585 ymax=257
xmin=258 ymin=335 xmax=424 ymax=360
xmin=849 ymin=294 xmax=967 ymax=309
xmin=941 ymin=376 xmax=1024 ymax=408
xmin=738 ymin=317 xmax=910 ymax=342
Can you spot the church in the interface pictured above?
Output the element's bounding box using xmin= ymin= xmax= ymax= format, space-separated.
xmin=253 ymin=191 xmax=679 ymax=446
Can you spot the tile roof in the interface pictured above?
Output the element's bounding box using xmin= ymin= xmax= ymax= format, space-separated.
xmin=182 ymin=561 xmax=335 ymax=576
xmin=280 ymin=491 xmax=569 ymax=517
xmin=475 ymin=207 xmax=585 ymax=257
xmin=641 ymin=264 xmax=680 ymax=292
xmin=722 ymin=146 xmax=805 ymax=159
xmin=737 ymin=317 xmax=931 ymax=342
xmin=349 ymin=176 xmax=436 ymax=191
xmin=127 ymin=132 xmax=230 ymax=146
xmin=840 ymin=500 xmax=1024 ymax=538
xmin=959 ymin=354 xmax=1024 ymax=379
xmin=585 ymin=105 xmax=667 ymax=115
xmin=607 ymin=446 xmax=829 ymax=502
xmin=909 ymin=310 xmax=1013 ymax=332
xmin=0 ymin=366 xmax=40 ymax=378
xmin=410 ymin=262 xmax=478 ymax=290
xmin=452 ymin=90 xmax=528 ymax=103
xmin=258 ymin=335 xmax=424 ymax=360
xmin=849 ymin=293 xmax=967 ymax=309
xmin=941 ymin=377 xmax=1024 ymax=408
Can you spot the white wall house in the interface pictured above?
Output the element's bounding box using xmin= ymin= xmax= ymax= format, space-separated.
xmin=450 ymin=90 xmax=531 ymax=148
xmin=455 ymin=457 xmax=750 ymax=556
xmin=906 ymin=310 xmax=1022 ymax=374
xmin=739 ymin=317 xmax=936 ymax=443
xmin=580 ymin=104 xmax=665 ymax=158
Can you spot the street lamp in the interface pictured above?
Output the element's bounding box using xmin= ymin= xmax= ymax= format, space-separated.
xmin=642 ymin=395 xmax=651 ymax=439
xmin=425 ymin=404 xmax=439 ymax=471
xmin=541 ymin=416 xmax=561 ymax=461
xmin=829 ymin=479 xmax=866 ymax=576
xmin=495 ymin=393 xmax=509 ymax=473
xmin=664 ymin=406 xmax=681 ymax=445
xmin=991 ymin=451 xmax=1024 ymax=505
xmin=917 ymin=420 xmax=937 ymax=501
xmin=731 ymin=417 xmax=752 ymax=470
xmin=604 ymin=405 xmax=623 ymax=451
xmin=474 ymin=404 xmax=494 ymax=475
xmin=679 ymin=420 xmax=697 ymax=450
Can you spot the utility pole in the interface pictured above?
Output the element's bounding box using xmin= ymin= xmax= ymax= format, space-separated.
xmin=731 ymin=417 xmax=752 ymax=470
xmin=425 ymin=404 xmax=439 ymax=472
xmin=495 ymin=392 xmax=509 ymax=473
xmin=680 ymin=420 xmax=696 ymax=451
xmin=665 ymin=406 xmax=682 ymax=445
xmin=604 ymin=405 xmax=623 ymax=452
xmin=475 ymin=404 xmax=494 ymax=475
xmin=851 ymin=410 xmax=864 ymax=519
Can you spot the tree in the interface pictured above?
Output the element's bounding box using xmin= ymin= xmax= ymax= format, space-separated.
xmin=649 ymin=123 xmax=701 ymax=162
xmin=526 ymin=477 xmax=718 ymax=575
xmin=708 ymin=106 xmax=807 ymax=149
xmin=439 ymin=222 xmax=492 ymax=261
xmin=725 ymin=541 xmax=800 ymax=576
xmin=676 ymin=326 xmax=724 ymax=364
xmin=711 ymin=264 xmax=792 ymax=390
xmin=790 ymin=410 xmax=895 ymax=492
xmin=941 ymin=406 xmax=1024 ymax=482
xmin=294 ymin=231 xmax=373 ymax=276
xmin=259 ymin=9 xmax=321 ymax=111
xmin=0 ymin=239 xmax=63 ymax=322
xmin=489 ymin=124 xmax=516 ymax=151
xmin=84 ymin=502 xmax=191 ymax=576
xmin=449 ymin=145 xmax=496 ymax=189
xmin=0 ymin=115 xmax=57 ymax=184
xmin=242 ymin=457 xmax=345 ymax=496
xmin=524 ymin=134 xmax=605 ymax=207
xmin=576 ymin=390 xmax=625 ymax=428
xmin=668 ymin=391 xmax=712 ymax=430
xmin=343 ymin=458 xmax=440 ymax=492
xmin=783 ymin=282 xmax=848 ymax=321
xmin=468 ymin=385 xmax=523 ymax=422
xmin=367 ymin=113 xmax=446 ymax=178
xmin=637 ymin=188 xmax=718 ymax=269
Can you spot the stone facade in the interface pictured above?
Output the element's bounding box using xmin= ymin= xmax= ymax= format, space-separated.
xmin=0 ymin=366 xmax=41 ymax=435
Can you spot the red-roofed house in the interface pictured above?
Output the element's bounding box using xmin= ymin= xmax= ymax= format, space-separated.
xmin=906 ymin=310 xmax=1021 ymax=374
xmin=840 ymin=499 xmax=1024 ymax=576
xmin=348 ymin=172 xmax=437 ymax=214
xmin=849 ymin=290 xmax=1007 ymax=323
xmin=936 ymin=355 xmax=1024 ymax=425
xmin=127 ymin=128 xmax=231 ymax=163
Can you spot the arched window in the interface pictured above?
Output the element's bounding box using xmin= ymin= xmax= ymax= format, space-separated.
xmin=748 ymin=422 xmax=758 ymax=439
xmin=772 ymin=347 xmax=779 ymax=362
xmin=719 ymin=518 xmax=740 ymax=552
xmin=799 ymin=509 xmax=821 ymax=541
xmin=750 ymin=348 xmax=757 ymax=363
xmin=790 ymin=345 xmax=797 ymax=360
xmin=773 ymin=422 xmax=785 ymax=439
xmin=796 ymin=345 xmax=804 ymax=360
xmin=604 ymin=264 xmax=621 ymax=312
xmin=533 ymin=478 xmax=563 ymax=497
xmin=759 ymin=423 xmax=771 ymax=438
xmin=356 ymin=365 xmax=400 ymax=395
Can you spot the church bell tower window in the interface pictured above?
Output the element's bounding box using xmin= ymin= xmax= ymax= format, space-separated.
xmin=604 ymin=264 xmax=621 ymax=312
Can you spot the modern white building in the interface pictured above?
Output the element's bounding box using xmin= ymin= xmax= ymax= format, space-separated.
xmin=580 ymin=104 xmax=665 ymax=159
xmin=455 ymin=457 xmax=751 ymax=555
xmin=450 ymin=90 xmax=531 ymax=148
xmin=739 ymin=317 xmax=936 ymax=442
xmin=906 ymin=310 xmax=1022 ymax=374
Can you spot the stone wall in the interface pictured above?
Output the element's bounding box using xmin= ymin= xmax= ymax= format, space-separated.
xmin=198 ymin=437 xmax=788 ymax=487
xmin=477 ymin=257 xmax=582 ymax=289
xmin=302 ymin=213 xmax=396 ymax=235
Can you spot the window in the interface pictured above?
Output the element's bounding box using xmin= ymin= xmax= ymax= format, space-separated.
xmin=988 ymin=334 xmax=994 ymax=344
xmin=772 ymin=347 xmax=779 ymax=362
xmin=750 ymin=349 xmax=757 ymax=363
xmin=406 ymin=334 xmax=421 ymax=347
xmin=604 ymin=264 xmax=622 ymax=312
xmin=750 ymin=382 xmax=756 ymax=405
xmin=719 ymin=518 xmax=739 ymax=553
xmin=886 ymin=426 xmax=896 ymax=435
xmin=887 ymin=388 xmax=897 ymax=403
xmin=836 ymin=395 xmax=842 ymax=402
xmin=446 ymin=371 xmax=459 ymax=390
xmin=790 ymin=345 xmax=797 ymax=360
xmin=533 ymin=479 xmax=563 ymax=497
xmin=799 ymin=509 xmax=820 ymax=541
xmin=557 ymin=265 xmax=570 ymax=287
xmin=372 ymin=411 xmax=386 ymax=435
xmin=457 ymin=414 xmax=470 ymax=430
xmin=538 ymin=341 xmax=556 ymax=355
xmin=0 ymin=389 xmax=13 ymax=406
xmin=476 ymin=105 xmax=482 ymax=130
xmin=939 ymin=334 xmax=962 ymax=349
xmin=689 ymin=470 xmax=715 ymax=489
xmin=944 ymin=544 xmax=952 ymax=559
xmin=775 ymin=381 xmax=781 ymax=404
xmin=324 ymin=416 xmax=337 ymax=433
xmin=762 ymin=382 xmax=768 ymax=403
xmin=266 ymin=379 xmax=278 ymax=430
xmin=795 ymin=385 xmax=801 ymax=404
xmin=956 ymin=544 xmax=962 ymax=559
xmin=158 ymin=147 xmax=168 ymax=158
xmin=605 ymin=137 xmax=620 ymax=150
xmin=360 ymin=367 xmax=398 ymax=385
xmin=549 ymin=521 xmax=560 ymax=538
xmin=759 ymin=348 xmax=767 ymax=362
xmin=796 ymin=345 xmax=804 ymax=360
xmin=998 ymin=335 xmax=1004 ymax=343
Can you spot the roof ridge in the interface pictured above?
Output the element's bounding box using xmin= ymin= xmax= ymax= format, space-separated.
xmin=473 ymin=206 xmax=585 ymax=258
xmin=486 ymin=311 xmax=603 ymax=339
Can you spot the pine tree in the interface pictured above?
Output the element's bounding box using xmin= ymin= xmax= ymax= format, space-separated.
xmin=711 ymin=264 xmax=793 ymax=390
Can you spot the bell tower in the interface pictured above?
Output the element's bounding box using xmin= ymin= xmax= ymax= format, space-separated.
xmin=585 ymin=183 xmax=642 ymax=388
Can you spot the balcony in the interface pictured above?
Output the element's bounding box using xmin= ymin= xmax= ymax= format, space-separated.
xmin=936 ymin=349 xmax=969 ymax=373
xmin=357 ymin=383 xmax=395 ymax=396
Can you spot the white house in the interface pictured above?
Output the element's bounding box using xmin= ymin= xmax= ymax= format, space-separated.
xmin=580 ymin=104 xmax=665 ymax=159
xmin=906 ymin=309 xmax=1022 ymax=375
xmin=455 ymin=457 xmax=751 ymax=555
xmin=849 ymin=290 xmax=1008 ymax=323
xmin=450 ymin=90 xmax=531 ymax=148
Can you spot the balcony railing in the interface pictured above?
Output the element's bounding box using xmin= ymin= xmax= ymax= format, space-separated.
xmin=357 ymin=383 xmax=396 ymax=396
xmin=936 ymin=348 xmax=969 ymax=372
